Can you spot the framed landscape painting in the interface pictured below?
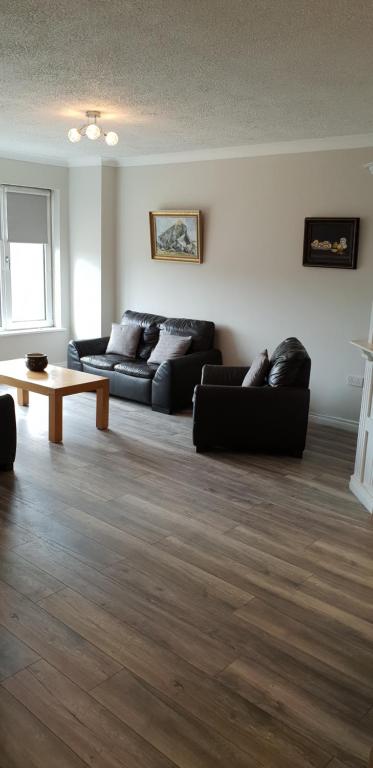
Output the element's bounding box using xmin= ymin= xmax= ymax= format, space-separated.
xmin=150 ymin=210 xmax=202 ymax=263
xmin=303 ymin=217 xmax=359 ymax=269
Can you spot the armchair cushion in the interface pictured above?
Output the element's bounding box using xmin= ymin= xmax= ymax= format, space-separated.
xmin=242 ymin=350 xmax=270 ymax=387
xmin=268 ymin=337 xmax=310 ymax=387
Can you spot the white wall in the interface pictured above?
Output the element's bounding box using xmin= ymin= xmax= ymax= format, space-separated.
xmin=69 ymin=166 xmax=102 ymax=339
xmin=0 ymin=157 xmax=69 ymax=363
xmin=101 ymin=166 xmax=116 ymax=336
xmin=3 ymin=149 xmax=368 ymax=424
xmin=117 ymin=147 xmax=373 ymax=424
xmin=69 ymin=164 xmax=116 ymax=339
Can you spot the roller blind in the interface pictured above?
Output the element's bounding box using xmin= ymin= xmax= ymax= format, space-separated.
xmin=6 ymin=189 xmax=49 ymax=243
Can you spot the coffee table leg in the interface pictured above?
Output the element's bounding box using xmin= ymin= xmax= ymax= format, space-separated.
xmin=96 ymin=381 xmax=109 ymax=430
xmin=17 ymin=388 xmax=29 ymax=406
xmin=49 ymin=392 xmax=63 ymax=443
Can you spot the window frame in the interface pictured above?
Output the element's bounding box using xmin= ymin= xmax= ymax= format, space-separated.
xmin=0 ymin=185 xmax=54 ymax=332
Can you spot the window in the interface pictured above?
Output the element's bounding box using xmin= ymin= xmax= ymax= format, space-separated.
xmin=0 ymin=186 xmax=53 ymax=330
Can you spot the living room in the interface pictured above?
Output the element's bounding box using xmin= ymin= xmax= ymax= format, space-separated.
xmin=1 ymin=2 xmax=373 ymax=766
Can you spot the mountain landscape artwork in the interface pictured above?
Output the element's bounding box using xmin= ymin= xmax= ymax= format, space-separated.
xmin=150 ymin=210 xmax=202 ymax=263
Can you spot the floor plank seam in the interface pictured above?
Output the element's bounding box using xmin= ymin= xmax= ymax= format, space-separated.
xmin=0 ymin=682 xmax=93 ymax=766
xmin=358 ymin=703 xmax=373 ymax=723
xmin=0 ymin=655 xmax=42 ymax=686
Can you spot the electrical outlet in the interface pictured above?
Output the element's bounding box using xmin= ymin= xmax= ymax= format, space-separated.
xmin=347 ymin=375 xmax=364 ymax=388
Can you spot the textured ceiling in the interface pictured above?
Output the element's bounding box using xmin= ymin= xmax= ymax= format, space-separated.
xmin=1 ymin=0 xmax=373 ymax=161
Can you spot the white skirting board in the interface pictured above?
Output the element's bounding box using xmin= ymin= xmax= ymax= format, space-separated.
xmin=309 ymin=412 xmax=358 ymax=433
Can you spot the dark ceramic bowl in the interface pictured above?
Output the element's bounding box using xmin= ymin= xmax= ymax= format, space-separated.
xmin=25 ymin=352 xmax=48 ymax=372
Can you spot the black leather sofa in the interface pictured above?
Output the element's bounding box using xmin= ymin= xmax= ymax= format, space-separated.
xmin=68 ymin=310 xmax=222 ymax=413
xmin=0 ymin=394 xmax=16 ymax=470
xmin=193 ymin=338 xmax=311 ymax=456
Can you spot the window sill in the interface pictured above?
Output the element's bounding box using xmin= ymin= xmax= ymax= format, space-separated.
xmin=0 ymin=327 xmax=67 ymax=338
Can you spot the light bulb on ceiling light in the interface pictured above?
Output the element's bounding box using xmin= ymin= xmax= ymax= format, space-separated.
xmin=68 ymin=127 xmax=81 ymax=143
xmin=105 ymin=131 xmax=119 ymax=146
xmin=86 ymin=123 xmax=101 ymax=140
xmin=67 ymin=111 xmax=119 ymax=146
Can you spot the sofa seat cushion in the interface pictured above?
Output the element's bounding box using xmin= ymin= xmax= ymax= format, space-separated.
xmin=114 ymin=360 xmax=159 ymax=379
xmin=81 ymin=354 xmax=129 ymax=371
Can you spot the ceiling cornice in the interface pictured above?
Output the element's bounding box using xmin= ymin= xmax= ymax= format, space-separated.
xmin=118 ymin=133 xmax=373 ymax=167
xmin=0 ymin=151 xmax=68 ymax=167
xmin=68 ymin=158 xmax=119 ymax=168
xmin=1 ymin=133 xmax=373 ymax=170
xmin=0 ymin=153 xmax=120 ymax=169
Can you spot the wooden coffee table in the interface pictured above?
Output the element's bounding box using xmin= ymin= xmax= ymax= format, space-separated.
xmin=0 ymin=359 xmax=109 ymax=443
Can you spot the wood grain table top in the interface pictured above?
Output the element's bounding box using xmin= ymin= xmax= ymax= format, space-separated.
xmin=0 ymin=359 xmax=108 ymax=395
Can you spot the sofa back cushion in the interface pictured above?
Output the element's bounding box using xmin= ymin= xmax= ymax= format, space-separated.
xmin=106 ymin=323 xmax=141 ymax=358
xmin=268 ymin=337 xmax=311 ymax=388
xmin=121 ymin=310 xmax=166 ymax=360
xmin=160 ymin=317 xmax=215 ymax=352
xmin=148 ymin=331 xmax=192 ymax=364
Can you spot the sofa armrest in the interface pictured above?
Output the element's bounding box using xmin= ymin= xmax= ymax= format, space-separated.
xmin=152 ymin=348 xmax=222 ymax=413
xmin=193 ymin=384 xmax=310 ymax=453
xmin=0 ymin=394 xmax=16 ymax=469
xmin=67 ymin=337 xmax=110 ymax=370
xmin=201 ymin=365 xmax=249 ymax=386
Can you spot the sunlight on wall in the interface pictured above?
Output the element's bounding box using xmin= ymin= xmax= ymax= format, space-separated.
xmin=73 ymin=257 xmax=101 ymax=339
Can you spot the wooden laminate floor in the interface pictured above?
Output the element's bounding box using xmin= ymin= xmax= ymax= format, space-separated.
xmin=0 ymin=389 xmax=372 ymax=768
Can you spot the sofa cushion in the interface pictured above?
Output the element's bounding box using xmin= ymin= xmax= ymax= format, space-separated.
xmin=137 ymin=324 xmax=162 ymax=360
xmin=114 ymin=360 xmax=159 ymax=379
xmin=161 ymin=317 xmax=214 ymax=352
xmin=106 ymin=323 xmax=141 ymax=358
xmin=242 ymin=350 xmax=270 ymax=387
xmin=121 ymin=310 xmax=166 ymax=360
xmin=80 ymin=354 xmax=128 ymax=371
xmin=148 ymin=332 xmax=192 ymax=364
xmin=268 ymin=338 xmax=309 ymax=387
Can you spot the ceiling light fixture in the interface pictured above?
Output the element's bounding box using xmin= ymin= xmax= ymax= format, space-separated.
xmin=68 ymin=111 xmax=118 ymax=146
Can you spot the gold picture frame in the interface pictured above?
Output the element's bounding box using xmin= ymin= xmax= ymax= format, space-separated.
xmin=149 ymin=210 xmax=202 ymax=263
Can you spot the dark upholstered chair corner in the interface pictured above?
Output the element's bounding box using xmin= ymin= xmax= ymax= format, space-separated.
xmin=193 ymin=340 xmax=311 ymax=457
xmin=0 ymin=394 xmax=16 ymax=470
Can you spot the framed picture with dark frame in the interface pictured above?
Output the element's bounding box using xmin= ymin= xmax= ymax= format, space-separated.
xmin=303 ymin=217 xmax=360 ymax=269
